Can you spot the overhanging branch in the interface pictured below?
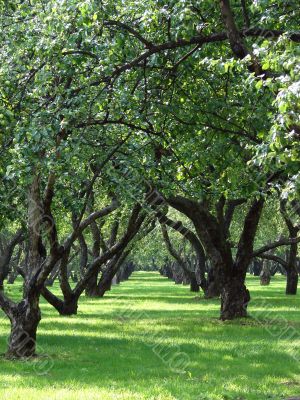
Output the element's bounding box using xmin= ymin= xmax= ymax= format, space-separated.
xmin=253 ymin=236 xmax=300 ymax=257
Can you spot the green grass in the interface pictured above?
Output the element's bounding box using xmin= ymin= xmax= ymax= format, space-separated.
xmin=0 ymin=272 xmax=300 ymax=400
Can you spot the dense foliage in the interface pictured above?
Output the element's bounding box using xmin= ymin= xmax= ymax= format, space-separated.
xmin=0 ymin=0 xmax=299 ymax=360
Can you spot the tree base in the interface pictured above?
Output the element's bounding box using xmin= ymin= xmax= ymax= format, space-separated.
xmin=58 ymin=300 xmax=78 ymax=315
xmin=190 ymin=276 xmax=200 ymax=292
xmin=220 ymin=278 xmax=250 ymax=320
xmin=5 ymin=351 xmax=38 ymax=360
xmin=204 ymin=281 xmax=221 ymax=299
xmin=7 ymin=318 xmax=40 ymax=359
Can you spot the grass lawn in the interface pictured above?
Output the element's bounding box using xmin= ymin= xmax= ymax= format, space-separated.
xmin=0 ymin=272 xmax=299 ymax=400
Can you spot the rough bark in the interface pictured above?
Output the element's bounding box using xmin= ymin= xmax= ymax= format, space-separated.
xmin=41 ymin=286 xmax=78 ymax=315
xmin=97 ymin=250 xmax=131 ymax=297
xmin=5 ymin=175 xmax=44 ymax=358
xmin=45 ymin=263 xmax=60 ymax=286
xmin=205 ymin=280 xmax=221 ymax=298
xmin=286 ymin=268 xmax=298 ymax=295
xmin=220 ymin=276 xmax=250 ymax=320
xmin=97 ymin=272 xmax=113 ymax=297
xmin=0 ymin=230 xmax=24 ymax=291
xmin=85 ymin=209 xmax=105 ymax=297
xmin=3 ymin=173 xmax=59 ymax=357
xmin=0 ymin=164 xmax=121 ymax=358
xmin=205 ymin=268 xmax=221 ymax=298
xmin=85 ymin=272 xmax=99 ymax=297
xmin=6 ymin=293 xmax=41 ymax=358
xmin=167 ymin=195 xmax=264 ymax=320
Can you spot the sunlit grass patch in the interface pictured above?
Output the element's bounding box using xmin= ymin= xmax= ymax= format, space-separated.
xmin=0 ymin=272 xmax=299 ymax=399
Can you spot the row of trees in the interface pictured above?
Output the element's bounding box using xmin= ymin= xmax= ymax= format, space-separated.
xmin=138 ymin=196 xmax=300 ymax=296
xmin=0 ymin=0 xmax=299 ymax=358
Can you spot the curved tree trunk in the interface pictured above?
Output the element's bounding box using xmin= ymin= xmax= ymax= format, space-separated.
xmin=96 ymin=253 xmax=130 ymax=297
xmin=167 ymin=194 xmax=264 ymax=321
xmin=0 ymin=231 xmax=24 ymax=291
xmin=6 ymin=174 xmax=44 ymax=358
xmin=220 ymin=276 xmax=250 ymax=320
xmin=45 ymin=264 xmax=59 ymax=286
xmin=97 ymin=270 xmax=114 ymax=297
xmin=85 ymin=271 xmax=99 ymax=297
xmin=6 ymin=294 xmax=41 ymax=359
xmin=157 ymin=214 xmax=206 ymax=294
xmin=41 ymin=287 xmax=78 ymax=315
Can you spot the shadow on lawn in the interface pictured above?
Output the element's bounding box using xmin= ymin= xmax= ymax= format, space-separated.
xmin=0 ymin=273 xmax=299 ymax=399
xmin=0 ymin=327 xmax=299 ymax=400
xmin=34 ymin=296 xmax=299 ymax=331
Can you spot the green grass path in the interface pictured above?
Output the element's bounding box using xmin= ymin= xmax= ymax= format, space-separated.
xmin=0 ymin=272 xmax=299 ymax=399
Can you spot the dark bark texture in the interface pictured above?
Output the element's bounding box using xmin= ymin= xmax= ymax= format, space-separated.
xmin=220 ymin=276 xmax=250 ymax=320
xmin=6 ymin=294 xmax=41 ymax=358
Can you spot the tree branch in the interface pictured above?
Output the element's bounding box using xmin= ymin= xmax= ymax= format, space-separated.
xmin=240 ymin=0 xmax=250 ymax=28
xmin=235 ymin=197 xmax=264 ymax=270
xmin=253 ymin=236 xmax=300 ymax=257
xmin=256 ymin=253 xmax=288 ymax=268
xmin=103 ymin=20 xmax=154 ymax=48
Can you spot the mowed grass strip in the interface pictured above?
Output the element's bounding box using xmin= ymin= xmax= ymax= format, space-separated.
xmin=0 ymin=272 xmax=299 ymax=400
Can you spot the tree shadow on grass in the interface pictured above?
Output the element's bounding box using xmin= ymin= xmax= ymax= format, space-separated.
xmin=0 ymin=328 xmax=299 ymax=400
xmin=0 ymin=273 xmax=299 ymax=399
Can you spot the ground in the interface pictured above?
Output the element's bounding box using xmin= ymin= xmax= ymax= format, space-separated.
xmin=0 ymin=272 xmax=299 ymax=400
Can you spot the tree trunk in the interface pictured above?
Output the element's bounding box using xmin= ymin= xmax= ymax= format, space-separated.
xmin=182 ymin=272 xmax=190 ymax=285
xmin=220 ymin=277 xmax=250 ymax=320
xmin=190 ymin=275 xmax=200 ymax=292
xmin=252 ymin=259 xmax=262 ymax=276
xmin=173 ymin=276 xmax=183 ymax=284
xmin=286 ymin=267 xmax=298 ymax=295
xmin=70 ymin=272 xmax=79 ymax=283
xmin=279 ymin=200 xmax=299 ymax=295
xmin=97 ymin=272 xmax=113 ymax=297
xmin=58 ymin=298 xmax=78 ymax=315
xmin=85 ymin=271 xmax=99 ymax=297
xmin=41 ymin=287 xmax=78 ymax=315
xmin=45 ymin=264 xmax=59 ymax=286
xmin=260 ymin=260 xmax=271 ymax=285
xmin=5 ymin=174 xmax=43 ymax=359
xmin=6 ymin=297 xmax=41 ymax=359
xmin=205 ymin=280 xmax=221 ymax=299
xmin=111 ymin=275 xmax=118 ymax=286
xmin=204 ymin=268 xmax=221 ymax=298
